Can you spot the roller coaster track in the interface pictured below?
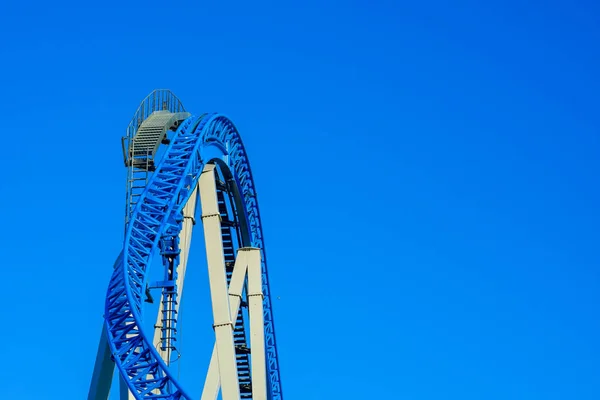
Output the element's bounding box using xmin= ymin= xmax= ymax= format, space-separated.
xmin=91 ymin=92 xmax=283 ymax=400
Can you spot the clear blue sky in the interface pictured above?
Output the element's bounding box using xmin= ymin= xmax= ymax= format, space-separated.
xmin=0 ymin=0 xmax=598 ymax=399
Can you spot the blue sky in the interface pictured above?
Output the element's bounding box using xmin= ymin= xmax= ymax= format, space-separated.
xmin=0 ymin=0 xmax=599 ymax=398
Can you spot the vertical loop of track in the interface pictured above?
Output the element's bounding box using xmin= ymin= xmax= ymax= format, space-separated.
xmin=104 ymin=114 xmax=283 ymax=399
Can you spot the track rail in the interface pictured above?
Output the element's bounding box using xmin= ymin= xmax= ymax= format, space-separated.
xmin=104 ymin=113 xmax=283 ymax=399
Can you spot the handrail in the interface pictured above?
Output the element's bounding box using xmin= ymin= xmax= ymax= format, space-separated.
xmin=126 ymin=89 xmax=187 ymax=140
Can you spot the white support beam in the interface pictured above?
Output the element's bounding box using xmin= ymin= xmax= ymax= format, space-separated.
xmin=247 ymin=248 xmax=267 ymax=400
xmin=152 ymin=184 xmax=199 ymax=363
xmin=88 ymin=326 xmax=115 ymax=400
xmin=200 ymin=348 xmax=220 ymax=400
xmin=199 ymin=164 xmax=240 ymax=400
xmin=201 ymin=249 xmax=250 ymax=400
xmin=119 ymin=375 xmax=133 ymax=400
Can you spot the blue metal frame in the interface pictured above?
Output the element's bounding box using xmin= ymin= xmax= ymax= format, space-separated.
xmin=104 ymin=114 xmax=283 ymax=399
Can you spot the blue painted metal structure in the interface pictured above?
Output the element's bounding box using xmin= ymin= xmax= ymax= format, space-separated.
xmin=105 ymin=113 xmax=282 ymax=399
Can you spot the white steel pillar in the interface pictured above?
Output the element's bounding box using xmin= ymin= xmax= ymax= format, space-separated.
xmin=90 ymin=255 xmax=124 ymax=400
xmin=201 ymin=248 xmax=250 ymax=400
xmin=247 ymin=248 xmax=267 ymax=400
xmin=119 ymin=376 xmax=132 ymax=400
xmin=152 ymin=184 xmax=199 ymax=363
xmin=117 ymin=186 xmax=199 ymax=400
xmin=88 ymin=326 xmax=114 ymax=400
xmin=199 ymin=164 xmax=241 ymax=400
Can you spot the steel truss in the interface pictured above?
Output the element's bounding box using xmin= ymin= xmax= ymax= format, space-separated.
xmin=89 ymin=99 xmax=283 ymax=400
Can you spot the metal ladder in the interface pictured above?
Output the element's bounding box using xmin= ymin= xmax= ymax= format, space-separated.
xmin=125 ymin=137 xmax=153 ymax=220
xmin=122 ymin=90 xmax=190 ymax=226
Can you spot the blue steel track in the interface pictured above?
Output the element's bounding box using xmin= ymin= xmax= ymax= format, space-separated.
xmin=104 ymin=114 xmax=282 ymax=399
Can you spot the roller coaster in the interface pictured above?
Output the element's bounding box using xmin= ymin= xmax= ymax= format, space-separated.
xmin=88 ymin=90 xmax=283 ymax=400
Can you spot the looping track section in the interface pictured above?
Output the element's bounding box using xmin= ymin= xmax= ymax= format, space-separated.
xmin=104 ymin=113 xmax=282 ymax=399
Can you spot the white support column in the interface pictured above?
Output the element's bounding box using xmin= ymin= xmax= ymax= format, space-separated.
xmin=88 ymin=326 xmax=115 ymax=400
xmin=200 ymin=164 xmax=240 ymax=400
xmin=247 ymin=248 xmax=267 ymax=400
xmin=201 ymin=249 xmax=250 ymax=400
xmin=201 ymin=348 xmax=220 ymax=400
xmin=152 ymin=184 xmax=199 ymax=362
xmin=119 ymin=375 xmax=133 ymax=400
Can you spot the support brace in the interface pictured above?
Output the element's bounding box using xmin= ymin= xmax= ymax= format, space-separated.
xmin=88 ymin=326 xmax=114 ymax=400
xmin=200 ymin=164 xmax=241 ymax=400
xmin=247 ymin=248 xmax=267 ymax=400
xmin=201 ymin=248 xmax=251 ymax=400
xmin=151 ymin=184 xmax=199 ymax=363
